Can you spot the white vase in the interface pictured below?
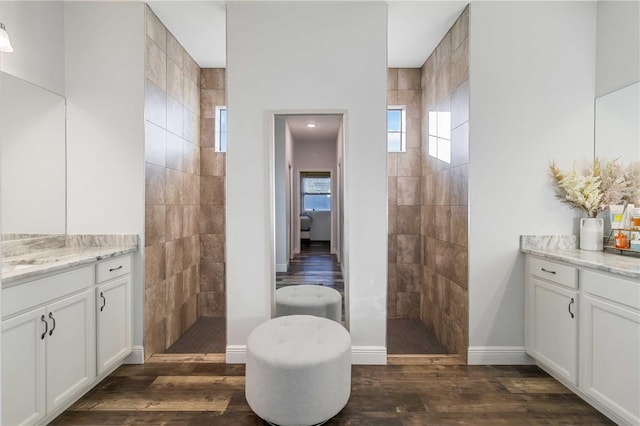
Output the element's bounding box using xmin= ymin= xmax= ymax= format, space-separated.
xmin=580 ymin=217 xmax=604 ymax=251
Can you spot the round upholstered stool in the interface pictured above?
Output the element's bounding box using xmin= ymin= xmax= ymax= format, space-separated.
xmin=275 ymin=285 xmax=342 ymax=323
xmin=245 ymin=315 xmax=351 ymax=426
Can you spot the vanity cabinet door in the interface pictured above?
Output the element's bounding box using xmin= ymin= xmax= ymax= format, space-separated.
xmin=528 ymin=277 xmax=579 ymax=385
xmin=45 ymin=289 xmax=96 ymax=413
xmin=580 ymin=270 xmax=640 ymax=425
xmin=1 ymin=307 xmax=46 ymax=426
xmin=96 ymin=275 xmax=132 ymax=375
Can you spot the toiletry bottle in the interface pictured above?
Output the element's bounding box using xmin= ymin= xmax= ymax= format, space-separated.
xmin=623 ymin=204 xmax=635 ymax=229
xmin=614 ymin=231 xmax=629 ymax=249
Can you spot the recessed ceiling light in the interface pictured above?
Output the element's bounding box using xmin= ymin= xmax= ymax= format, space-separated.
xmin=306 ymin=123 xmax=316 ymax=128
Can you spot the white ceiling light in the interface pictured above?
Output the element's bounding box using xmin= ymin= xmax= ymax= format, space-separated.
xmin=0 ymin=23 xmax=14 ymax=53
xmin=306 ymin=123 xmax=317 ymax=128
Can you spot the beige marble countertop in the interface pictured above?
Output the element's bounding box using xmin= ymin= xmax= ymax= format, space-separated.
xmin=2 ymin=234 xmax=138 ymax=287
xmin=520 ymin=235 xmax=640 ymax=279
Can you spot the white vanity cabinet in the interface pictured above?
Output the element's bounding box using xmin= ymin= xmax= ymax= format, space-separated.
xmin=580 ymin=270 xmax=640 ymax=425
xmin=525 ymin=254 xmax=640 ymax=425
xmin=525 ymin=256 xmax=579 ymax=385
xmin=95 ymin=256 xmax=132 ymax=375
xmin=1 ymin=253 xmax=134 ymax=426
xmin=1 ymin=267 xmax=95 ymax=426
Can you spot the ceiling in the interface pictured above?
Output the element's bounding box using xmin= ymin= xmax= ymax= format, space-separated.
xmin=283 ymin=114 xmax=343 ymax=144
xmin=146 ymin=1 xmax=468 ymax=69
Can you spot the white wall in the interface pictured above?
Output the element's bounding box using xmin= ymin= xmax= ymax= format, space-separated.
xmin=468 ymin=2 xmax=596 ymax=363
xmin=0 ymin=1 xmax=65 ymax=95
xmin=64 ymin=2 xmax=146 ymax=356
xmin=337 ymin=123 xmax=344 ymax=266
xmin=274 ymin=116 xmax=288 ymax=271
xmin=226 ymin=1 xmax=387 ymax=364
xmin=286 ymin=122 xmax=294 ymax=261
xmin=596 ymin=1 xmax=640 ymax=97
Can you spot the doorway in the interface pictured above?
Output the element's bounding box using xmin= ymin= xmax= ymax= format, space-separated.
xmin=273 ymin=113 xmax=346 ymax=324
xmin=299 ymin=172 xmax=332 ymax=249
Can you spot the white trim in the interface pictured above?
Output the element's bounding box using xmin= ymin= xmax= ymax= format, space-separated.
xmin=467 ymin=346 xmax=535 ymax=365
xmin=275 ymin=263 xmax=288 ymax=273
xmin=226 ymin=345 xmax=247 ymax=364
xmin=351 ymin=346 xmax=387 ymax=365
xmin=123 ymin=345 xmax=145 ymax=364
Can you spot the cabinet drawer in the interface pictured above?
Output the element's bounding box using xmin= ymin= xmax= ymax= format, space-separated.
xmin=529 ymin=256 xmax=578 ymax=289
xmin=581 ymin=269 xmax=639 ymax=310
xmin=96 ymin=256 xmax=131 ymax=284
xmin=2 ymin=266 xmax=93 ymax=319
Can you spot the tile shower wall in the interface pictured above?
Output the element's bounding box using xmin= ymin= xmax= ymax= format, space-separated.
xmin=144 ymin=7 xmax=201 ymax=358
xmin=387 ymin=68 xmax=423 ymax=319
xmin=199 ymin=69 xmax=226 ymax=316
xmin=420 ymin=7 xmax=469 ymax=359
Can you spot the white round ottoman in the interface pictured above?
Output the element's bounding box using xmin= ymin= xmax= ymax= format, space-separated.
xmin=245 ymin=315 xmax=351 ymax=426
xmin=275 ymin=285 xmax=342 ymax=323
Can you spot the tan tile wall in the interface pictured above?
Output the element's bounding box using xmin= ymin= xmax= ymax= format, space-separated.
xmin=144 ymin=7 xmax=201 ymax=358
xmin=199 ymin=69 xmax=226 ymax=316
xmin=420 ymin=6 xmax=469 ymax=359
xmin=387 ymin=68 xmax=422 ymax=319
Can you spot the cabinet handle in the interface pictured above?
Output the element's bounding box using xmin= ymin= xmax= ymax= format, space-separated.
xmin=40 ymin=315 xmax=48 ymax=340
xmin=108 ymin=265 xmax=123 ymax=272
xmin=48 ymin=312 xmax=56 ymax=336
xmin=541 ymin=267 xmax=556 ymax=275
xmin=100 ymin=292 xmax=106 ymax=312
xmin=568 ymin=297 xmax=575 ymax=319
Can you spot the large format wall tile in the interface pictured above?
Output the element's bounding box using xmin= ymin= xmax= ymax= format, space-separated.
xmin=419 ymin=6 xmax=469 ymax=361
xmin=144 ymin=6 xmax=202 ymax=359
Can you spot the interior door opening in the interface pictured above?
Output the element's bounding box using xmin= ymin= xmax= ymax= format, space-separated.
xmin=300 ymin=172 xmax=331 ymax=251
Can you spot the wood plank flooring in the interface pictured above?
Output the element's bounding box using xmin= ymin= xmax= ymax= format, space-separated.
xmin=276 ymin=241 xmax=344 ymax=289
xmin=52 ymin=354 xmax=614 ymax=425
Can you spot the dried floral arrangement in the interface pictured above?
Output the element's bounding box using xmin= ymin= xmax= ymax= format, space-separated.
xmin=550 ymin=158 xmax=640 ymax=218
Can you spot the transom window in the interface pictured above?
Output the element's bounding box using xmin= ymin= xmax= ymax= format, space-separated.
xmin=215 ymin=106 xmax=227 ymax=152
xmin=387 ymin=106 xmax=406 ymax=152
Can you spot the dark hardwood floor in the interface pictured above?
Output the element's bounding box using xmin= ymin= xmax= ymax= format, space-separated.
xmin=276 ymin=240 xmax=344 ymax=289
xmin=52 ymin=354 xmax=613 ymax=425
xmin=55 ymin=242 xmax=611 ymax=424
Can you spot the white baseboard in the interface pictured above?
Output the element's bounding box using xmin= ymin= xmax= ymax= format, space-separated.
xmin=226 ymin=345 xmax=387 ymax=365
xmin=226 ymin=345 xmax=247 ymax=364
xmin=123 ymin=345 xmax=145 ymax=364
xmin=351 ymin=346 xmax=387 ymax=365
xmin=276 ymin=263 xmax=288 ymax=273
xmin=467 ymin=346 xmax=535 ymax=365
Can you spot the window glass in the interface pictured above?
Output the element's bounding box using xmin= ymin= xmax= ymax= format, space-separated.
xmin=387 ymin=107 xmax=406 ymax=152
xmin=215 ymin=106 xmax=227 ymax=152
xmin=302 ymin=177 xmax=331 ymax=211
